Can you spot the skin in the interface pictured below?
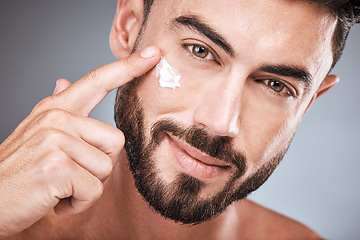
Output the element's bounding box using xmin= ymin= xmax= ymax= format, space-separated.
xmin=0 ymin=0 xmax=340 ymax=239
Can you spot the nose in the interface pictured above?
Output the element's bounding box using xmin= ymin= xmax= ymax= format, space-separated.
xmin=193 ymin=72 xmax=243 ymax=138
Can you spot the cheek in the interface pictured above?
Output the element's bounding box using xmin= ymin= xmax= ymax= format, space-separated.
xmin=235 ymin=119 xmax=296 ymax=177
xmin=236 ymin=89 xmax=303 ymax=169
xmin=136 ymin=65 xmax=193 ymax=125
xmin=136 ymin=56 xmax=215 ymax=124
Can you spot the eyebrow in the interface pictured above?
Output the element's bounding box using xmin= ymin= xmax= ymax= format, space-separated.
xmin=259 ymin=64 xmax=313 ymax=89
xmin=171 ymin=15 xmax=235 ymax=57
xmin=171 ymin=15 xmax=313 ymax=89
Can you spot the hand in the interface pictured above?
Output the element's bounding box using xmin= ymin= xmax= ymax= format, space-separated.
xmin=0 ymin=46 xmax=161 ymax=236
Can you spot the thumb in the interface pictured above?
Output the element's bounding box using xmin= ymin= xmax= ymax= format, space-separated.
xmin=53 ymin=78 xmax=73 ymax=95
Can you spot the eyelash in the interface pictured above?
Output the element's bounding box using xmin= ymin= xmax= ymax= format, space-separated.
xmin=257 ymin=79 xmax=296 ymax=98
xmin=181 ymin=42 xmax=296 ymax=98
xmin=182 ymin=43 xmax=219 ymax=64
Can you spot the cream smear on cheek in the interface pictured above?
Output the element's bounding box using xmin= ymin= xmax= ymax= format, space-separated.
xmin=156 ymin=57 xmax=181 ymax=89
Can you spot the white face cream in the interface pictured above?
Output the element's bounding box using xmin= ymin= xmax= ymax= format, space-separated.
xmin=155 ymin=57 xmax=181 ymax=89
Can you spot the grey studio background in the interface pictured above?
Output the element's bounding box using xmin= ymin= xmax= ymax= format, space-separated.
xmin=0 ymin=1 xmax=359 ymax=239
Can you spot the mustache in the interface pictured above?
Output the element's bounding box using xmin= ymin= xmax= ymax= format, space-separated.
xmin=150 ymin=119 xmax=247 ymax=177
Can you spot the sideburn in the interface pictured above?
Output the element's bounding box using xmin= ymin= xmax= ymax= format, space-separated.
xmin=114 ymin=79 xmax=145 ymax=172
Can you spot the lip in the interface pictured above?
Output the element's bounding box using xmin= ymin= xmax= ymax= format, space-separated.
xmin=167 ymin=134 xmax=231 ymax=181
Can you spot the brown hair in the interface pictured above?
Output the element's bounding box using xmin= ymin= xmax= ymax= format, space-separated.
xmin=307 ymin=1 xmax=360 ymax=68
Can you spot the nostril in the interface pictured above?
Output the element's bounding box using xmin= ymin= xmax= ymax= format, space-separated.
xmin=193 ymin=88 xmax=241 ymax=138
xmin=193 ymin=107 xmax=240 ymax=137
xmin=214 ymin=122 xmax=239 ymax=137
xmin=198 ymin=120 xmax=239 ymax=138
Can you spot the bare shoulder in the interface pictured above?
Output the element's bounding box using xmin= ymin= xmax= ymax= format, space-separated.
xmin=223 ymin=199 xmax=322 ymax=239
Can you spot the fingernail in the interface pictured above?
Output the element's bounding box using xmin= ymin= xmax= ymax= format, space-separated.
xmin=141 ymin=46 xmax=156 ymax=58
xmin=52 ymin=80 xmax=59 ymax=94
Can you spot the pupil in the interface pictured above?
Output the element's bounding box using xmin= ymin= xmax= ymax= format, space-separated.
xmin=194 ymin=46 xmax=207 ymax=57
xmin=270 ymin=81 xmax=283 ymax=92
xmin=197 ymin=46 xmax=204 ymax=54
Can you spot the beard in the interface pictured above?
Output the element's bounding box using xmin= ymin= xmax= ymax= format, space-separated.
xmin=114 ymin=78 xmax=289 ymax=225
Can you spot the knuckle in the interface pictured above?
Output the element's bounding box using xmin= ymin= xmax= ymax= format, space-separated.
xmin=116 ymin=130 xmax=125 ymax=145
xmin=38 ymin=109 xmax=69 ymax=126
xmin=85 ymin=68 xmax=101 ymax=82
xmin=109 ymin=130 xmax=125 ymax=150
xmin=33 ymin=96 xmax=55 ymax=113
xmin=94 ymin=156 xmax=113 ymax=181
xmin=122 ymin=55 xmax=132 ymax=67
xmin=39 ymin=128 xmax=67 ymax=147
xmin=119 ymin=58 xmax=135 ymax=80
xmin=41 ymin=151 xmax=72 ymax=178
xmin=102 ymin=156 xmax=113 ymax=176
xmin=90 ymin=180 xmax=103 ymax=200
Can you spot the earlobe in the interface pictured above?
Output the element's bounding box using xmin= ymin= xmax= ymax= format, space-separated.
xmin=305 ymin=74 xmax=339 ymax=113
xmin=110 ymin=0 xmax=144 ymax=59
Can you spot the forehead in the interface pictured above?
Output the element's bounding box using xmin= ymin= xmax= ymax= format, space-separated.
xmin=147 ymin=0 xmax=337 ymax=84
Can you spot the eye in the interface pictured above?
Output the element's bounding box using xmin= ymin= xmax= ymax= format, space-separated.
xmin=263 ymin=79 xmax=295 ymax=97
xmin=185 ymin=44 xmax=215 ymax=61
xmin=268 ymin=80 xmax=285 ymax=92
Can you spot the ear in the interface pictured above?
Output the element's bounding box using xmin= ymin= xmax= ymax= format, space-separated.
xmin=110 ymin=0 xmax=144 ymax=59
xmin=304 ymin=74 xmax=339 ymax=113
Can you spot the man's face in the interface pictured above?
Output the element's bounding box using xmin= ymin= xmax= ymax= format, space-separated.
xmin=114 ymin=0 xmax=336 ymax=224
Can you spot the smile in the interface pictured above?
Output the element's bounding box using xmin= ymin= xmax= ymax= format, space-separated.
xmin=167 ymin=134 xmax=232 ymax=181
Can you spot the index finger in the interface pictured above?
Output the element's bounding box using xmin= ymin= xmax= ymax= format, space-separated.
xmin=57 ymin=46 xmax=161 ymax=116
